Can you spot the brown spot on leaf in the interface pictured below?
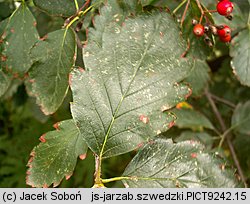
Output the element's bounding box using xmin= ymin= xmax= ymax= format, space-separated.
xmin=68 ymin=73 xmax=73 ymax=86
xmin=137 ymin=142 xmax=144 ymax=149
xmin=66 ymin=173 xmax=73 ymax=180
xmin=10 ymin=28 xmax=15 ymax=33
xmin=39 ymin=134 xmax=46 ymax=143
xmin=1 ymin=55 xmax=7 ymax=62
xmin=78 ymin=67 xmax=85 ymax=72
xmin=40 ymin=35 xmax=48 ymax=41
xmin=30 ymin=151 xmax=35 ymax=157
xmin=185 ymin=87 xmax=192 ymax=99
xmin=168 ymin=120 xmax=175 ymax=128
xmin=191 ymin=153 xmax=197 ymax=158
xmin=43 ymin=184 xmax=49 ymax=188
xmin=33 ymin=21 xmax=37 ymax=27
xmin=53 ymin=122 xmax=60 ymax=130
xmin=13 ymin=73 xmax=19 ymax=78
xmin=28 ymin=157 xmax=33 ymax=165
xmin=79 ymin=154 xmax=87 ymax=160
xmin=139 ymin=115 xmax=149 ymax=124
xmin=220 ymin=164 xmax=225 ymax=170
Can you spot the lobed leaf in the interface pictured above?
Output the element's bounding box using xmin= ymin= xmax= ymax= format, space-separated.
xmin=2 ymin=3 xmax=39 ymax=76
xmin=71 ymin=11 xmax=193 ymax=159
xmin=26 ymin=29 xmax=76 ymax=115
xmin=122 ymin=139 xmax=239 ymax=188
xmin=26 ymin=119 xmax=88 ymax=188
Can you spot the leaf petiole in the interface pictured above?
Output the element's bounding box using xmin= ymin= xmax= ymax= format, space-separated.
xmin=173 ymin=0 xmax=188 ymax=14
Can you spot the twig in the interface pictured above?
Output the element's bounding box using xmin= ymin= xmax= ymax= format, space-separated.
xmin=180 ymin=0 xmax=190 ymax=27
xmin=195 ymin=0 xmax=204 ymax=24
xmin=205 ymin=88 xmax=248 ymax=188
xmin=173 ymin=0 xmax=187 ymax=14
xmin=210 ymin=93 xmax=236 ymax=109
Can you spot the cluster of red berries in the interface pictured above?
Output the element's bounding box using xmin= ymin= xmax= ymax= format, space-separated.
xmin=192 ymin=0 xmax=234 ymax=44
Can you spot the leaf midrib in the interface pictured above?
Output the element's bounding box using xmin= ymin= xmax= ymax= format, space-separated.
xmin=99 ymin=17 xmax=161 ymax=159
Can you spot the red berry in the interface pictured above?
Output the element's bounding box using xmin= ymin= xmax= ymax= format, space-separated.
xmin=193 ymin=24 xmax=204 ymax=37
xmin=220 ymin=35 xmax=231 ymax=43
xmin=217 ymin=0 xmax=234 ymax=16
xmin=217 ymin=25 xmax=231 ymax=37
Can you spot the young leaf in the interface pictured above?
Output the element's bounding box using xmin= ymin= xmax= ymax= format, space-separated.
xmin=71 ymin=11 xmax=193 ymax=159
xmin=2 ymin=3 xmax=39 ymax=76
xmin=230 ymin=28 xmax=250 ymax=86
xmin=231 ymin=101 xmax=250 ymax=135
xmin=186 ymin=59 xmax=210 ymax=96
xmin=122 ymin=139 xmax=239 ymax=188
xmin=33 ymin=0 xmax=86 ymax=17
xmin=172 ymin=108 xmax=215 ymax=131
xmin=26 ymin=119 xmax=88 ymax=188
xmin=26 ymin=29 xmax=76 ymax=115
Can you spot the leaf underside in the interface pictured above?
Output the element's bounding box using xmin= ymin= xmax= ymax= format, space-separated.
xmin=122 ymin=139 xmax=239 ymax=188
xmin=26 ymin=119 xmax=87 ymax=188
xmin=71 ymin=11 xmax=193 ymax=159
xmin=26 ymin=29 xmax=76 ymax=115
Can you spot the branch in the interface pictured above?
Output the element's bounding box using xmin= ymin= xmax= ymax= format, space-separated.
xmin=210 ymin=93 xmax=236 ymax=109
xmin=205 ymin=88 xmax=247 ymax=188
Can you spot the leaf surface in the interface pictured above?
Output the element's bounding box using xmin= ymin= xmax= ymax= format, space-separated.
xmin=2 ymin=3 xmax=39 ymax=76
xmin=231 ymin=101 xmax=250 ymax=135
xmin=186 ymin=59 xmax=210 ymax=96
xmin=71 ymin=11 xmax=193 ymax=158
xmin=26 ymin=119 xmax=88 ymax=188
xmin=122 ymin=139 xmax=239 ymax=188
xmin=27 ymin=29 xmax=76 ymax=115
xmin=33 ymin=0 xmax=85 ymax=17
xmin=172 ymin=108 xmax=215 ymax=131
xmin=230 ymin=28 xmax=250 ymax=86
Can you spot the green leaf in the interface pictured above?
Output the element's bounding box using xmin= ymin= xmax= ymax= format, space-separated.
xmin=172 ymin=108 xmax=215 ymax=131
xmin=174 ymin=131 xmax=214 ymax=149
xmin=233 ymin=134 xmax=250 ymax=178
xmin=2 ymin=3 xmax=39 ymax=76
xmin=26 ymin=29 xmax=76 ymax=115
xmin=71 ymin=11 xmax=193 ymax=158
xmin=122 ymin=139 xmax=239 ymax=187
xmin=186 ymin=59 xmax=210 ymax=96
xmin=33 ymin=0 xmax=85 ymax=17
xmin=230 ymin=28 xmax=250 ymax=86
xmin=88 ymin=0 xmax=141 ymax=46
xmin=26 ymin=119 xmax=88 ymax=188
xmin=0 ymin=70 xmax=11 ymax=97
xmin=231 ymin=101 xmax=250 ymax=135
